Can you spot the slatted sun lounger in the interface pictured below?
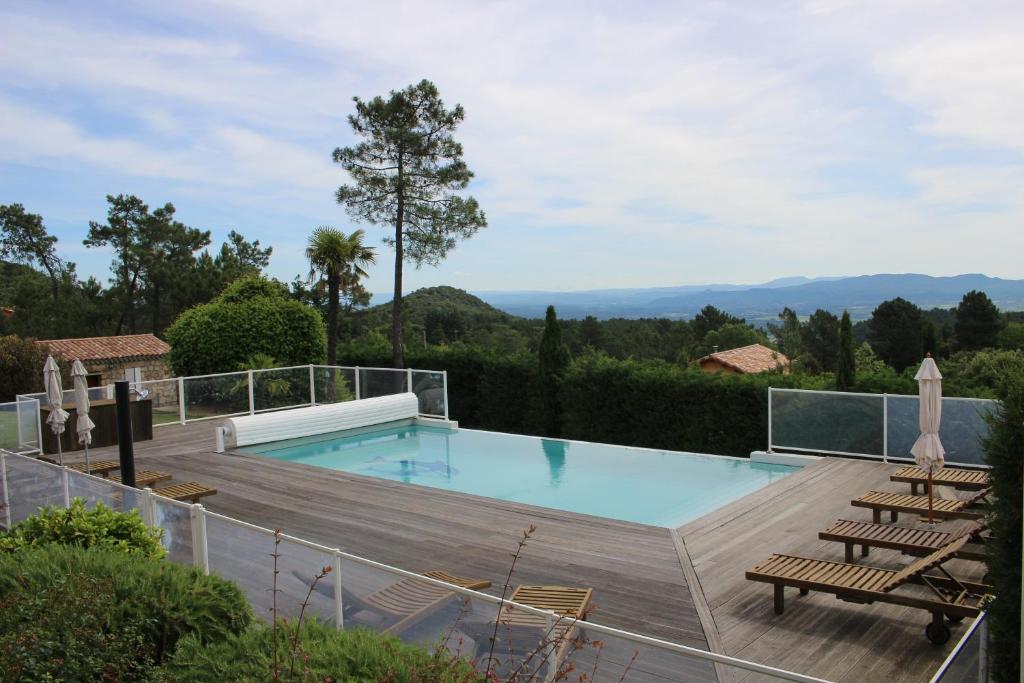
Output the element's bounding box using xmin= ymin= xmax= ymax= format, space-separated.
xmin=109 ymin=470 xmax=172 ymax=488
xmin=891 ymin=466 xmax=990 ymax=495
xmin=746 ymin=535 xmax=989 ymax=644
xmin=481 ymin=585 xmax=594 ymax=677
xmin=153 ymin=482 xmax=217 ymax=503
xmin=819 ymin=519 xmax=987 ymax=563
xmin=320 ymin=570 xmax=491 ymax=635
xmin=851 ymin=488 xmax=989 ymax=524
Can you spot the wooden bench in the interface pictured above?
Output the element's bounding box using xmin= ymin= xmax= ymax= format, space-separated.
xmin=153 ymin=482 xmax=217 ymax=503
xmin=109 ymin=471 xmax=172 ymax=488
xmin=891 ymin=466 xmax=989 ymax=495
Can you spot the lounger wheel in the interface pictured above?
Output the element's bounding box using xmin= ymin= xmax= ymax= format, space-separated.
xmin=926 ymin=620 xmax=951 ymax=645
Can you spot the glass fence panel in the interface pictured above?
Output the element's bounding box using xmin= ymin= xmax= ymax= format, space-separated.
xmin=771 ymin=390 xmax=885 ymax=456
xmin=15 ymin=397 xmax=40 ymax=453
xmin=0 ymin=402 xmax=21 ymax=452
xmin=3 ymin=454 xmax=64 ymax=523
xmin=411 ymin=370 xmax=446 ymax=417
xmin=358 ymin=368 xmax=409 ymax=399
xmin=153 ymin=497 xmax=193 ymax=565
xmin=136 ymin=379 xmax=181 ymax=426
xmin=67 ymin=470 xmax=142 ymax=514
xmin=183 ymin=373 xmax=249 ymax=421
xmin=887 ymin=395 xmax=996 ymax=466
xmin=313 ymin=367 xmax=356 ymax=405
xmin=932 ymin=615 xmax=986 ymax=682
xmin=204 ymin=515 xmax=335 ymax=622
xmin=253 ymin=367 xmax=313 ymax=413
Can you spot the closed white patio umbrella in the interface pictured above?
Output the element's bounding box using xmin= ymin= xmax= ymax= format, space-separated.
xmin=71 ymin=359 xmax=95 ymax=473
xmin=43 ymin=355 xmax=69 ymax=465
xmin=910 ymin=353 xmax=945 ymax=525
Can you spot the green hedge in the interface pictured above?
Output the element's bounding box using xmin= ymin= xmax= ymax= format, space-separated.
xmin=158 ymin=620 xmax=480 ymax=682
xmin=0 ymin=545 xmax=252 ymax=679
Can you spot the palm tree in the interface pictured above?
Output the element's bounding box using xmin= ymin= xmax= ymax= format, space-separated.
xmin=306 ymin=227 xmax=375 ymax=367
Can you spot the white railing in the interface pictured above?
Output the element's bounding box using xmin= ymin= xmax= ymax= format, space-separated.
xmin=768 ymin=387 xmax=998 ymax=467
xmin=13 ymin=364 xmax=449 ymax=450
xmin=0 ymin=449 xmax=829 ymax=683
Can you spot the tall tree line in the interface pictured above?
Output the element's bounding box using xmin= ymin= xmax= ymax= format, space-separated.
xmin=0 ymin=196 xmax=271 ymax=340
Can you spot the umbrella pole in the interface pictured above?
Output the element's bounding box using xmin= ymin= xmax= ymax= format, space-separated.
xmin=84 ymin=442 xmax=91 ymax=474
xmin=927 ymin=470 xmax=934 ymax=524
xmin=56 ymin=438 xmax=63 ymax=467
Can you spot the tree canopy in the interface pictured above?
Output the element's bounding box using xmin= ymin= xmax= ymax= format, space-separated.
xmin=954 ymin=289 xmax=1003 ymax=351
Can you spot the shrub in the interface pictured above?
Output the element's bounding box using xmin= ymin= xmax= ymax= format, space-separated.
xmin=166 ymin=275 xmax=326 ymax=376
xmin=984 ymin=371 xmax=1024 ymax=681
xmin=0 ymin=545 xmax=252 ymax=677
xmin=0 ymin=498 xmax=165 ymax=558
xmin=158 ymin=620 xmax=482 ymax=682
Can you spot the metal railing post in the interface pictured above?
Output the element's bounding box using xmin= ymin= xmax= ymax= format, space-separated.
xmin=406 ymin=368 xmax=413 ymax=393
xmin=0 ymin=452 xmax=11 ymax=529
xmin=543 ymin=613 xmax=559 ymax=683
xmin=35 ymin=399 xmax=43 ymax=454
xmin=140 ymin=487 xmax=156 ymax=528
xmin=767 ymin=387 xmax=773 ymax=452
xmin=15 ymin=400 xmax=23 ymax=452
xmin=61 ymin=467 xmax=71 ymax=507
xmin=309 ymin=364 xmax=316 ymax=406
xmin=191 ymin=504 xmax=209 ymax=574
xmin=979 ymin=614 xmax=989 ymax=683
xmin=247 ymin=370 xmax=255 ymax=415
xmin=354 ymin=367 xmax=361 ymax=400
xmin=882 ymin=393 xmax=889 ymax=463
xmin=443 ymin=370 xmax=450 ymax=421
xmin=177 ymin=377 xmax=186 ymax=424
xmin=333 ymin=551 xmax=344 ymax=629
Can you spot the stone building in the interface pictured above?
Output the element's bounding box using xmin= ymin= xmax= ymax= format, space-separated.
xmin=37 ymin=334 xmax=173 ymax=387
xmin=697 ymin=343 xmax=789 ymax=375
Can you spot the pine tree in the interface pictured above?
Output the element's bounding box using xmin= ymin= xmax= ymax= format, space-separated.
xmin=954 ymin=289 xmax=1003 ymax=351
xmin=835 ymin=310 xmax=855 ymax=391
xmin=538 ymin=305 xmax=571 ymax=437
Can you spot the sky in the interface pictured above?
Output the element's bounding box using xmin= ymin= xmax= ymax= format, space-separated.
xmin=1 ymin=0 xmax=1023 ymax=295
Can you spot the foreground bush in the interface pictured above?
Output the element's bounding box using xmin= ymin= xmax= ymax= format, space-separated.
xmin=984 ymin=371 xmax=1024 ymax=681
xmin=159 ymin=619 xmax=482 ymax=682
xmin=0 ymin=498 xmax=165 ymax=558
xmin=0 ymin=545 xmax=252 ymax=679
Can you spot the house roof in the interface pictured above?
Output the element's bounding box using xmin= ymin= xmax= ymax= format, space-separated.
xmin=698 ymin=343 xmax=789 ymax=374
xmin=37 ymin=333 xmax=171 ymax=362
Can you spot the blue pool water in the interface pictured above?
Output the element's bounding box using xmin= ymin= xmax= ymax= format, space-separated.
xmin=245 ymin=425 xmax=799 ymax=527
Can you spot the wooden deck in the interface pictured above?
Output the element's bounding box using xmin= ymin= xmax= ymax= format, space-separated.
xmin=72 ymin=422 xmax=974 ymax=682
xmin=679 ymin=456 xmax=986 ymax=682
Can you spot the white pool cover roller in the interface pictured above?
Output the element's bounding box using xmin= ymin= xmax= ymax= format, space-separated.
xmin=221 ymin=393 xmax=420 ymax=449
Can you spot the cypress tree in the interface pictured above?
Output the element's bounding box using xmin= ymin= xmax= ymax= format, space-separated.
xmin=538 ymin=305 xmax=571 ymax=437
xmin=836 ymin=310 xmax=855 ymax=391
xmin=984 ymin=373 xmax=1024 ymax=681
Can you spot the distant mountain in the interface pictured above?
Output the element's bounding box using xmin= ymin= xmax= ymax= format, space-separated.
xmin=470 ymin=274 xmax=1024 ymax=322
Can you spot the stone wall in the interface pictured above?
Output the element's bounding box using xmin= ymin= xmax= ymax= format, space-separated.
xmin=85 ymin=356 xmax=179 ymax=420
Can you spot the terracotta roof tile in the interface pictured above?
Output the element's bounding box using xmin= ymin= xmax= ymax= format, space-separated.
xmin=37 ymin=334 xmax=170 ymax=362
xmin=698 ymin=343 xmax=789 ymax=374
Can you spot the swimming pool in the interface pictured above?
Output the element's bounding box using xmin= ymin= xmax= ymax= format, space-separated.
xmin=244 ymin=424 xmax=800 ymax=527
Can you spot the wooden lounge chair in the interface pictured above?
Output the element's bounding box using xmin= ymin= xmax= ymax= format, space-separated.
xmin=820 ymin=519 xmax=987 ymax=563
xmin=153 ymin=482 xmax=217 ymax=503
xmin=479 ymin=585 xmax=593 ymax=677
xmin=109 ymin=470 xmax=172 ymax=488
xmin=851 ymin=488 xmax=989 ymax=524
xmin=353 ymin=570 xmax=492 ymax=635
xmin=746 ymin=535 xmax=988 ymax=644
xmin=891 ymin=466 xmax=990 ymax=495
